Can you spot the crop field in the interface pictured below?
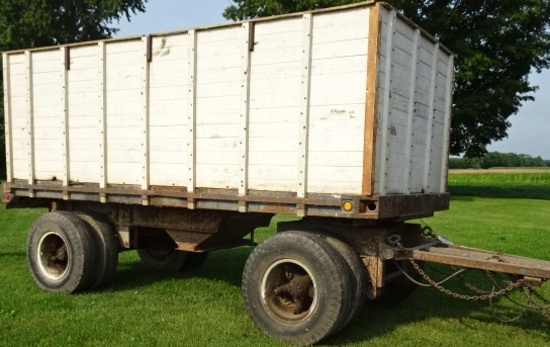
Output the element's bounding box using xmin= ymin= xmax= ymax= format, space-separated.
xmin=448 ymin=169 xmax=550 ymax=200
xmin=1 ymin=172 xmax=549 ymax=347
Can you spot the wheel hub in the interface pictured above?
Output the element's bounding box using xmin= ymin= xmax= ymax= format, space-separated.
xmin=261 ymin=259 xmax=316 ymax=324
xmin=37 ymin=232 xmax=70 ymax=281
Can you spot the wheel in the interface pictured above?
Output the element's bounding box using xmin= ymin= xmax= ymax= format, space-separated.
xmin=137 ymin=241 xmax=208 ymax=271
xmin=242 ymin=230 xmax=353 ymax=346
xmin=323 ymin=234 xmax=367 ymax=331
xmin=138 ymin=247 xmax=188 ymax=271
xmin=27 ymin=211 xmax=97 ymax=293
xmin=76 ymin=211 xmax=119 ymax=288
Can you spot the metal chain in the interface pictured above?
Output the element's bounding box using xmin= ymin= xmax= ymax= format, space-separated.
xmin=421 ymin=225 xmax=438 ymax=240
xmin=397 ymin=242 xmax=527 ymax=301
xmin=389 ymin=227 xmax=550 ymax=320
xmin=526 ymin=287 xmax=550 ymax=320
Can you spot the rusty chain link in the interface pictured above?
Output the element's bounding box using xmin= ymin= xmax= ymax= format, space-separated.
xmin=526 ymin=287 xmax=550 ymax=320
xmin=386 ymin=229 xmax=550 ymax=321
xmin=394 ymin=240 xmax=527 ymax=301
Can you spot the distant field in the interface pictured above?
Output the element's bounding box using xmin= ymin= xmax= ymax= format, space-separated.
xmin=450 ymin=167 xmax=550 ymax=174
xmin=448 ymin=170 xmax=550 ymax=199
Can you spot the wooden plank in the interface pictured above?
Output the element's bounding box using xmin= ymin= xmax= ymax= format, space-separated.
xmin=60 ymin=47 xmax=70 ymax=195
xmin=422 ymin=43 xmax=440 ymax=191
xmin=239 ymin=23 xmax=252 ymax=201
xmin=24 ymin=51 xmax=35 ymax=196
xmin=402 ymin=29 xmax=420 ymax=193
xmin=297 ymin=13 xmax=313 ymax=200
xmin=98 ymin=42 xmax=107 ymax=201
xmin=440 ymin=55 xmax=454 ymax=193
xmin=187 ymin=29 xmax=197 ymax=202
xmin=141 ymin=37 xmax=151 ymax=201
xmin=376 ymin=9 xmax=397 ymax=196
xmin=3 ymin=53 xmax=14 ymax=182
xmin=362 ymin=4 xmax=379 ymax=196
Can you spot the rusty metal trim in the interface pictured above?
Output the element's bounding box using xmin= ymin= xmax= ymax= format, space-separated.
xmin=3 ymin=180 xmax=449 ymax=220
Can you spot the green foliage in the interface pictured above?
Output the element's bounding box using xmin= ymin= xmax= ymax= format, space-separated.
xmin=0 ymin=0 xmax=147 ymax=48
xmin=0 ymin=0 xmax=147 ymax=179
xmin=449 ymin=152 xmax=550 ymax=169
xmin=223 ymin=0 xmax=550 ymax=157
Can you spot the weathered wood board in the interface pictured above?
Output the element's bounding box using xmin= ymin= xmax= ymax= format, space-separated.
xmin=3 ymin=1 xmax=453 ymax=219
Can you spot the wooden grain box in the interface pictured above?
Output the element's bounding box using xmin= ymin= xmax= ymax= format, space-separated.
xmin=3 ymin=1 xmax=454 ymax=219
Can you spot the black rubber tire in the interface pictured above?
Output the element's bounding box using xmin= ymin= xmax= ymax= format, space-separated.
xmin=137 ymin=247 xmax=189 ymax=271
xmin=322 ymin=234 xmax=367 ymax=331
xmin=76 ymin=211 xmax=119 ymax=288
xmin=137 ymin=247 xmax=208 ymax=271
xmin=242 ymin=230 xmax=352 ymax=346
xmin=27 ymin=211 xmax=97 ymax=293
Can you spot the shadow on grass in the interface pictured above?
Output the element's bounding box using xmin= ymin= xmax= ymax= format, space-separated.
xmin=103 ymin=246 xmax=253 ymax=293
xmin=326 ymin=287 xmax=550 ymax=346
xmin=325 ymin=266 xmax=550 ymax=346
xmin=0 ymin=252 xmax=26 ymax=258
xmin=449 ymin=184 xmax=550 ymax=200
xmin=101 ymin=246 xmax=550 ymax=346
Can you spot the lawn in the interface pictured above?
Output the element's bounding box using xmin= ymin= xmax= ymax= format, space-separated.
xmin=1 ymin=173 xmax=549 ymax=346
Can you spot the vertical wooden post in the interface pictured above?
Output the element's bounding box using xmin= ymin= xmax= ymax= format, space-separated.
xmin=377 ymin=10 xmax=397 ymax=196
xmin=423 ymin=43 xmax=440 ymax=192
xmin=297 ymin=13 xmax=313 ymax=205
xmin=24 ymin=51 xmax=35 ymax=197
xmin=141 ymin=36 xmax=151 ymax=205
xmin=440 ymin=55 xmax=454 ymax=193
xmin=363 ymin=4 xmax=381 ymax=196
xmin=60 ymin=47 xmax=70 ymax=199
xmin=98 ymin=42 xmax=108 ymax=202
xmin=2 ymin=53 xmax=14 ymax=183
xmin=403 ymin=29 xmax=421 ymax=194
xmin=187 ymin=30 xmax=198 ymax=209
xmin=238 ymin=23 xmax=252 ymax=211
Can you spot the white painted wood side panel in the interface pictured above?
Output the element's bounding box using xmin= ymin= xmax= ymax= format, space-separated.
xmin=68 ymin=45 xmax=101 ymax=183
xmin=6 ymin=53 xmax=27 ymax=179
xmin=148 ymin=34 xmax=190 ymax=186
xmin=427 ymin=56 xmax=452 ymax=191
xmin=374 ymin=7 xmax=453 ymax=195
xmin=307 ymin=9 xmax=368 ymax=194
xmin=5 ymin=4 xmax=453 ymax=201
xmin=105 ymin=40 xmax=143 ymax=185
xmin=248 ymin=18 xmax=302 ymax=191
xmin=195 ymin=26 xmax=242 ymax=189
xmin=31 ymin=50 xmax=63 ymax=180
xmin=408 ymin=37 xmax=436 ymax=193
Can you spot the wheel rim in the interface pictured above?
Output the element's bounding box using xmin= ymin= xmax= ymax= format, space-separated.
xmin=261 ymin=259 xmax=317 ymax=324
xmin=37 ymin=232 xmax=70 ymax=281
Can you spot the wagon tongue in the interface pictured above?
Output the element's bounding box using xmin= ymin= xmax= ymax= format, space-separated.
xmin=409 ymin=244 xmax=550 ymax=280
xmin=387 ymin=232 xmax=550 ymax=320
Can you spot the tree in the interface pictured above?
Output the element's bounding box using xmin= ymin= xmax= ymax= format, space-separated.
xmin=223 ymin=0 xmax=550 ymax=157
xmin=0 ymin=0 xmax=147 ymax=179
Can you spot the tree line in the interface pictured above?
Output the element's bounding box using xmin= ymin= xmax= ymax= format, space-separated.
xmin=449 ymin=152 xmax=550 ymax=169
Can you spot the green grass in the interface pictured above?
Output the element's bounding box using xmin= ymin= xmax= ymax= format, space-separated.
xmin=1 ymin=174 xmax=550 ymax=346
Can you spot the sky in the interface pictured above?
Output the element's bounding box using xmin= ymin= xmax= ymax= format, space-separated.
xmin=116 ymin=0 xmax=550 ymax=160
